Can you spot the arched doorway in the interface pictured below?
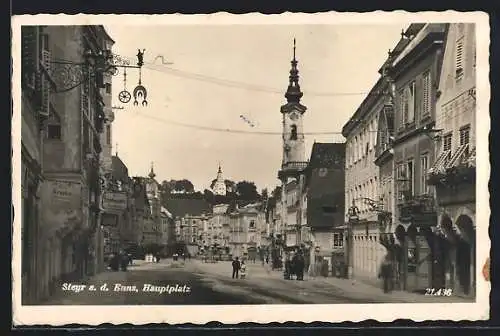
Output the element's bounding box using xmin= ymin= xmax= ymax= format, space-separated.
xmin=456 ymin=215 xmax=475 ymax=296
xmin=433 ymin=215 xmax=454 ymax=288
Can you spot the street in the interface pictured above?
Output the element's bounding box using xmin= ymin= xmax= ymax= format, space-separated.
xmin=42 ymin=259 xmax=469 ymax=305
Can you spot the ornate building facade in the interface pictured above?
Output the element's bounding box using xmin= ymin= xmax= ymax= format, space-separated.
xmin=21 ymin=26 xmax=114 ymax=304
xmin=428 ymin=23 xmax=476 ymax=297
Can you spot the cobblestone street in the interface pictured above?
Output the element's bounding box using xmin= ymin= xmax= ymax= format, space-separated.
xmin=41 ymin=259 xmax=470 ymax=305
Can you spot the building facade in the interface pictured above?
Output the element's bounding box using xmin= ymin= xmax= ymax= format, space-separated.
xmin=228 ymin=203 xmax=265 ymax=259
xmin=427 ymin=23 xmax=476 ymax=297
xmin=342 ymin=76 xmax=386 ymax=281
xmin=21 ymin=26 xmax=114 ymax=304
xmin=101 ymin=155 xmax=131 ymax=258
xmin=388 ymin=23 xmax=447 ymax=292
xmin=165 ymin=198 xmax=211 ymax=255
xmin=303 ymin=142 xmax=346 ymax=276
xmin=21 ymin=26 xmax=47 ymax=304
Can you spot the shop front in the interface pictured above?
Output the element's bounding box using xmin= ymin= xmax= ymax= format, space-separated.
xmin=396 ymin=194 xmax=438 ymax=293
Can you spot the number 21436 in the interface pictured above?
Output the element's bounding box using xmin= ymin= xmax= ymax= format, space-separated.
xmin=425 ymin=288 xmax=453 ymax=296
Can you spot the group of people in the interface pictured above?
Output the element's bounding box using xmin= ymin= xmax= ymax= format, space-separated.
xmin=284 ymin=252 xmax=306 ymax=281
xmin=231 ymin=257 xmax=247 ymax=279
xmin=108 ymin=250 xmax=132 ymax=271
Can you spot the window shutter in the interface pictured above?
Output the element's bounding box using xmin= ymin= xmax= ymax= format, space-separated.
xmin=21 ymin=26 xmax=39 ymax=89
xmin=456 ymin=38 xmax=464 ymax=77
xmin=422 ymin=72 xmax=431 ymax=116
xmin=38 ymin=49 xmax=51 ymax=117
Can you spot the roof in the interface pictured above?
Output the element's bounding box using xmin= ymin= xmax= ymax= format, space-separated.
xmin=160 ymin=206 xmax=173 ymax=219
xmin=111 ymin=155 xmax=129 ymax=182
xmin=308 ymin=142 xmax=346 ymax=169
xmin=163 ymin=198 xmax=211 ymax=218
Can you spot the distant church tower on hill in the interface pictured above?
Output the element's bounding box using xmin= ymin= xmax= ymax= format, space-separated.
xmin=212 ymin=163 xmax=227 ymax=196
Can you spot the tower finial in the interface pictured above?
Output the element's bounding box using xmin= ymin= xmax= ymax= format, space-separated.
xmin=284 ymin=38 xmax=303 ymax=104
xmin=115 ymin=143 xmax=119 ymax=156
xmin=149 ymin=161 xmax=156 ymax=179
xmin=293 ymin=37 xmax=296 ymax=60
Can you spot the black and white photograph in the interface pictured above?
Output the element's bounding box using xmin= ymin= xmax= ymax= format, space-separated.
xmin=12 ymin=12 xmax=490 ymax=325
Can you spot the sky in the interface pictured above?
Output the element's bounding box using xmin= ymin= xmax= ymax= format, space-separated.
xmin=104 ymin=24 xmax=405 ymax=193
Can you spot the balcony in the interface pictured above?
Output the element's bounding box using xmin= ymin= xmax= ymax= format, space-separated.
xmin=397 ymin=193 xmax=437 ymax=225
xmin=281 ymin=161 xmax=308 ymax=171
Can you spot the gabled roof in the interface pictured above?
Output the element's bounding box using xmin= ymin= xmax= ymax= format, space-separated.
xmin=308 ymin=142 xmax=346 ymax=169
xmin=163 ymin=198 xmax=211 ymax=218
xmin=111 ymin=155 xmax=129 ymax=182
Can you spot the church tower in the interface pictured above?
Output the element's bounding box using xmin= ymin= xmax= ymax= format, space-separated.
xmin=280 ymin=38 xmax=307 ymax=167
xmin=212 ymin=163 xmax=227 ymax=196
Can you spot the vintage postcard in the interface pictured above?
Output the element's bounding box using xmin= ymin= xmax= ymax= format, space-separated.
xmin=12 ymin=11 xmax=490 ymax=325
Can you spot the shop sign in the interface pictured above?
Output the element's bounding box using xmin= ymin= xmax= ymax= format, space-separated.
xmin=102 ymin=191 xmax=127 ymax=211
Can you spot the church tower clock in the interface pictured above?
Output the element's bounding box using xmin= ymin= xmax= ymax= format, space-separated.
xmin=280 ymin=38 xmax=307 ymax=167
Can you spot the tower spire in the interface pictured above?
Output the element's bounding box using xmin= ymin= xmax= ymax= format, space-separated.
xmin=285 ymin=37 xmax=303 ymax=104
xmin=115 ymin=143 xmax=119 ymax=157
xmin=149 ymin=161 xmax=156 ymax=179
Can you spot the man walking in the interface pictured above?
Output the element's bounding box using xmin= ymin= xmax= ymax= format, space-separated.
xmin=232 ymin=257 xmax=241 ymax=279
xmin=379 ymin=255 xmax=393 ymax=293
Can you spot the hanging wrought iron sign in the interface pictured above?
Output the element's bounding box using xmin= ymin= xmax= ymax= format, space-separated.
xmin=47 ymin=47 xmax=149 ymax=108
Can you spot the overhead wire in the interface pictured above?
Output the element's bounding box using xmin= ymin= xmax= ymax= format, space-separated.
xmin=119 ymin=55 xmax=375 ymax=97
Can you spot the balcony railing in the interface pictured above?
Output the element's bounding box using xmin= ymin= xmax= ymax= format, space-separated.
xmin=281 ymin=161 xmax=308 ymax=171
xmin=397 ymin=193 xmax=437 ymax=222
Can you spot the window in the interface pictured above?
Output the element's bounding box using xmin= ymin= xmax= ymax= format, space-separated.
xmin=106 ymin=125 xmax=111 ymax=145
xmin=443 ymin=133 xmax=453 ymax=152
xmin=333 ymin=233 xmax=344 ymax=248
xmin=249 ymin=220 xmax=256 ymax=229
xmin=407 ymin=160 xmax=414 ymax=196
xmin=420 ymin=155 xmax=429 ymax=194
xmin=399 ymin=89 xmax=407 ymax=127
xmin=422 ymin=71 xmax=431 ymax=116
xmin=47 ymin=124 xmax=61 ymax=140
xmin=105 ymin=83 xmax=112 ymax=94
xmin=456 ymin=38 xmax=464 ymax=79
xmin=460 ymin=125 xmax=470 ymax=146
xmin=407 ymin=81 xmax=416 ymax=123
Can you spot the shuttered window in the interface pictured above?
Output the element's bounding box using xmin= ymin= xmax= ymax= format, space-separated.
xmin=456 ymin=38 xmax=464 ymax=79
xmin=422 ymin=71 xmax=431 ymax=116
xmin=21 ymin=26 xmax=39 ymax=89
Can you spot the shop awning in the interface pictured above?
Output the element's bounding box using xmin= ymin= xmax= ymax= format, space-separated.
xmin=428 ymin=150 xmax=451 ymax=175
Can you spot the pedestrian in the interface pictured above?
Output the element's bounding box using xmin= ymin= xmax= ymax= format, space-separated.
xmin=128 ymin=253 xmax=133 ymax=265
xmin=295 ymin=252 xmax=305 ymax=281
xmin=378 ymin=255 xmax=393 ymax=293
xmin=265 ymin=255 xmax=269 ymax=264
xmin=156 ymin=252 xmax=161 ymax=263
xmin=232 ymin=257 xmax=241 ymax=279
xmin=284 ymin=256 xmax=292 ymax=280
xmin=183 ymin=253 xmax=186 ymax=261
xmin=240 ymin=261 xmax=247 ymax=279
